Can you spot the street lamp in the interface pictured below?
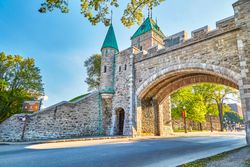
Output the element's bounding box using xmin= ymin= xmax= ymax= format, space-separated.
xmin=38 ymin=95 xmax=48 ymax=111
xmin=182 ymin=106 xmax=187 ymax=133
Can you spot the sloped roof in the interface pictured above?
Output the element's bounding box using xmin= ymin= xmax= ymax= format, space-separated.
xmin=101 ymin=24 xmax=119 ymax=51
xmin=131 ymin=17 xmax=166 ymax=39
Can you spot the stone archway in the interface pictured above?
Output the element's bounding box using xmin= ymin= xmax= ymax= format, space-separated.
xmin=135 ymin=64 xmax=241 ymax=136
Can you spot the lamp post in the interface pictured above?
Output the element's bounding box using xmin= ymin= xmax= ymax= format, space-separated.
xmin=182 ymin=106 xmax=187 ymax=133
xmin=209 ymin=113 xmax=213 ymax=132
xmin=37 ymin=95 xmax=48 ymax=111
xmin=21 ymin=115 xmax=29 ymax=141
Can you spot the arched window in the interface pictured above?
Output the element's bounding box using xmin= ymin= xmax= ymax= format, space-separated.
xmin=124 ymin=64 xmax=127 ymax=71
xmin=104 ymin=65 xmax=107 ymax=73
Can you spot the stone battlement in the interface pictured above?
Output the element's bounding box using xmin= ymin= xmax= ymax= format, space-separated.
xmin=134 ymin=15 xmax=238 ymax=63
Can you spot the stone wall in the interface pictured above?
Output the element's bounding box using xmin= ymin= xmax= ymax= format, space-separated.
xmin=134 ymin=23 xmax=240 ymax=94
xmin=109 ymin=47 xmax=139 ymax=136
xmin=0 ymin=92 xmax=100 ymax=141
xmin=140 ymin=98 xmax=158 ymax=135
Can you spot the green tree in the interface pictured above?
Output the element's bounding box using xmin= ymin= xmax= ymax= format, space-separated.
xmin=38 ymin=0 xmax=165 ymax=27
xmin=209 ymin=85 xmax=238 ymax=131
xmin=192 ymin=83 xmax=239 ymax=131
xmin=171 ymin=83 xmax=239 ymax=131
xmin=171 ymin=87 xmax=207 ymax=124
xmin=0 ymin=52 xmax=44 ymax=122
xmin=224 ymin=111 xmax=243 ymax=124
xmin=84 ymin=54 xmax=101 ymax=90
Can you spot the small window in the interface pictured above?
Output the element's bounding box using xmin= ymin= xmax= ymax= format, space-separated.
xmin=140 ymin=46 xmax=143 ymax=51
xmin=119 ymin=66 xmax=121 ymax=72
xmin=104 ymin=66 xmax=107 ymax=73
xmin=124 ymin=64 xmax=127 ymax=71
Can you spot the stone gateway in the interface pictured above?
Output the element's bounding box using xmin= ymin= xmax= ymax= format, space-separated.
xmin=1 ymin=0 xmax=250 ymax=142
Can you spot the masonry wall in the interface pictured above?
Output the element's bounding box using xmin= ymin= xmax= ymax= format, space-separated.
xmin=140 ymin=99 xmax=158 ymax=135
xmin=134 ymin=28 xmax=240 ymax=91
xmin=110 ymin=47 xmax=140 ymax=136
xmin=0 ymin=92 xmax=100 ymax=141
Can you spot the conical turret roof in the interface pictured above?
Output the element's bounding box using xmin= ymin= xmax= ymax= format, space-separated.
xmin=101 ymin=24 xmax=119 ymax=52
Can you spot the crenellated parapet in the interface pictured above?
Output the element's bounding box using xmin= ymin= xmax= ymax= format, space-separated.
xmin=134 ymin=15 xmax=239 ymax=63
xmin=164 ymin=31 xmax=189 ymax=48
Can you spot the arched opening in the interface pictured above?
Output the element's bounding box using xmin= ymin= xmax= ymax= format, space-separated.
xmin=170 ymin=83 xmax=241 ymax=133
xmin=115 ymin=108 xmax=125 ymax=135
xmin=135 ymin=66 xmax=242 ymax=136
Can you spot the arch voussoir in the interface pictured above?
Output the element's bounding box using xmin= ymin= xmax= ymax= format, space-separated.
xmin=136 ymin=63 xmax=241 ymax=99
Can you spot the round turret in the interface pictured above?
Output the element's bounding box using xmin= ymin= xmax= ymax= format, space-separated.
xmin=100 ymin=24 xmax=119 ymax=95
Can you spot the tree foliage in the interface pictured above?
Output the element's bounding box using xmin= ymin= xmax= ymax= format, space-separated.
xmin=171 ymin=87 xmax=207 ymax=123
xmin=171 ymin=83 xmax=239 ymax=128
xmin=39 ymin=0 xmax=165 ymax=27
xmin=224 ymin=111 xmax=243 ymax=124
xmin=84 ymin=54 xmax=101 ymax=90
xmin=0 ymin=52 xmax=44 ymax=122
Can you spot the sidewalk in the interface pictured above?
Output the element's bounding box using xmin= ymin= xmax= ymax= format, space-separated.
xmin=0 ymin=135 xmax=131 ymax=145
xmin=0 ymin=131 xmax=245 ymax=145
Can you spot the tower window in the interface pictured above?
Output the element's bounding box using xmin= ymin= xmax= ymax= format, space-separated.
xmin=104 ymin=66 xmax=107 ymax=73
xmin=119 ymin=66 xmax=121 ymax=72
xmin=124 ymin=64 xmax=127 ymax=71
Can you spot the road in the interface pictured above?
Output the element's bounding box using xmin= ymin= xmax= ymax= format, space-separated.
xmin=0 ymin=133 xmax=246 ymax=167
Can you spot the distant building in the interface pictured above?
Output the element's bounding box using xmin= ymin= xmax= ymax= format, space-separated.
xmin=228 ymin=103 xmax=243 ymax=117
xmin=22 ymin=101 xmax=40 ymax=112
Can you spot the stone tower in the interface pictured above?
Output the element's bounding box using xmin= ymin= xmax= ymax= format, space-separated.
xmin=131 ymin=17 xmax=166 ymax=51
xmin=100 ymin=24 xmax=119 ymax=96
xmin=100 ymin=24 xmax=119 ymax=135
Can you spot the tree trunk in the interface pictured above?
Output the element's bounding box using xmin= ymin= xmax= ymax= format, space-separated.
xmin=199 ymin=123 xmax=203 ymax=131
xmin=218 ymin=103 xmax=224 ymax=132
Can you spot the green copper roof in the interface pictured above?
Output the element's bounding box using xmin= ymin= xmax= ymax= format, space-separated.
xmin=131 ymin=17 xmax=166 ymax=39
xmin=101 ymin=24 xmax=119 ymax=51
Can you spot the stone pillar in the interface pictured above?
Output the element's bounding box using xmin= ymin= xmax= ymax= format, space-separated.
xmin=159 ymin=96 xmax=173 ymax=135
xmin=233 ymin=0 xmax=250 ymax=143
xmin=135 ymin=98 xmax=142 ymax=136
xmin=157 ymin=99 xmax=164 ymax=136
xmin=109 ymin=107 xmax=116 ymax=136
xmin=152 ymin=98 xmax=160 ymax=136
xmin=140 ymin=98 xmax=157 ymax=135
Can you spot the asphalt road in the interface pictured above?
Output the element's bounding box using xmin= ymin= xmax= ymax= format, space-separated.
xmin=0 ymin=133 xmax=246 ymax=167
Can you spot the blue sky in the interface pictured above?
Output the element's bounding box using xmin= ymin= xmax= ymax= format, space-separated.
xmin=0 ymin=0 xmax=236 ymax=107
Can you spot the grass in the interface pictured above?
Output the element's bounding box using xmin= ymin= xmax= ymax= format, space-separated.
xmin=180 ymin=146 xmax=248 ymax=167
xmin=245 ymin=158 xmax=250 ymax=167
xmin=69 ymin=93 xmax=89 ymax=102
